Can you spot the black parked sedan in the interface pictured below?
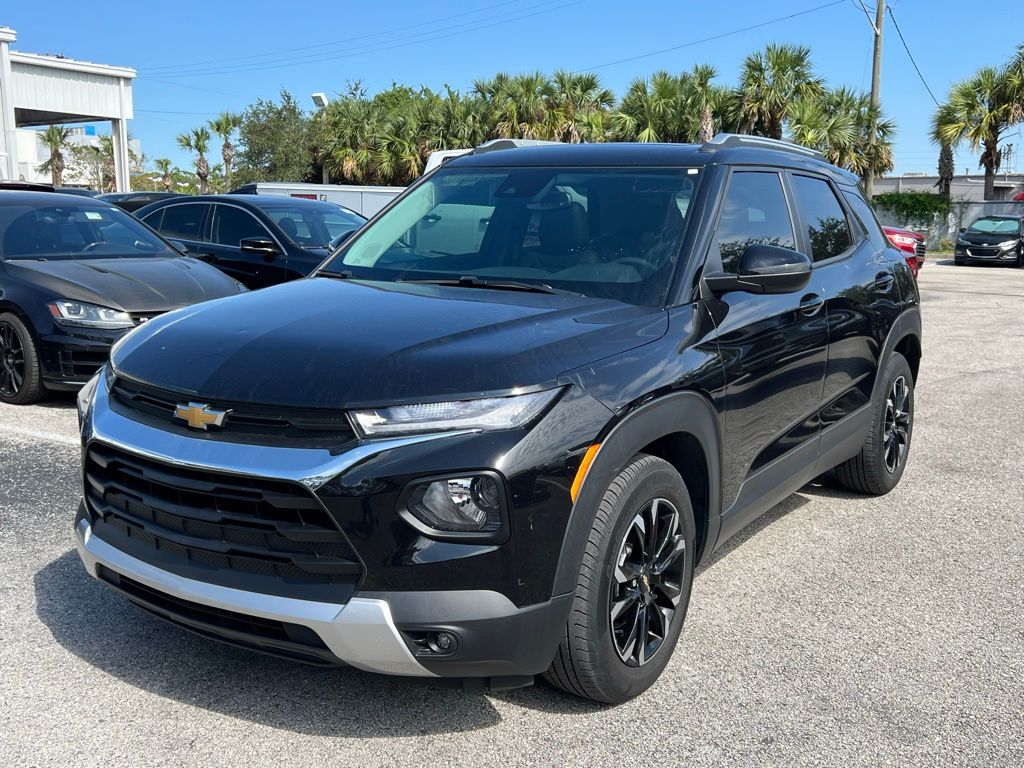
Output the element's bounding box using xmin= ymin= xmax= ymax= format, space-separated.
xmin=135 ymin=195 xmax=366 ymax=289
xmin=954 ymin=215 xmax=1024 ymax=266
xmin=0 ymin=192 xmax=246 ymax=404
xmin=99 ymin=191 xmax=184 ymax=213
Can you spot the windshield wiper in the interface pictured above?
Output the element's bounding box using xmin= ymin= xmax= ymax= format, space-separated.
xmin=399 ymin=275 xmax=581 ymax=296
xmin=317 ymin=269 xmax=356 ymax=280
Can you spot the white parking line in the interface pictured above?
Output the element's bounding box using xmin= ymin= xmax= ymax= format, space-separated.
xmin=0 ymin=424 xmax=79 ymax=447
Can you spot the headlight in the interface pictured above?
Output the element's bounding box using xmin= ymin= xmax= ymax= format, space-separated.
xmin=48 ymin=300 xmax=133 ymax=329
xmin=350 ymin=389 xmax=561 ymax=436
xmin=401 ymin=473 xmax=506 ymax=538
xmin=998 ymin=239 xmax=1018 ymax=249
xmin=956 ymin=238 xmax=969 ymax=246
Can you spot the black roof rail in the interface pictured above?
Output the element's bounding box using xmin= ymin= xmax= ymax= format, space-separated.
xmin=700 ymin=133 xmax=825 ymax=161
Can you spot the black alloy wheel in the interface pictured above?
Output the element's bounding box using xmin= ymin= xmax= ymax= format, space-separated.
xmin=883 ymin=375 xmax=911 ymax=474
xmin=0 ymin=320 xmax=25 ymax=398
xmin=609 ymin=498 xmax=686 ymax=667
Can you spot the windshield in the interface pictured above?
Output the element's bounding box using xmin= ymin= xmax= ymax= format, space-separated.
xmin=264 ymin=204 xmax=366 ymax=248
xmin=0 ymin=200 xmax=173 ymax=260
xmin=322 ymin=166 xmax=698 ymax=306
xmin=967 ymin=216 xmax=1021 ymax=235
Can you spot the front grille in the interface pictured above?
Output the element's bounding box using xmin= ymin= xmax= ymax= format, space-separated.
xmin=97 ymin=565 xmax=341 ymax=666
xmin=967 ymin=247 xmax=999 ymax=258
xmin=109 ymin=376 xmax=357 ymax=448
xmin=58 ymin=348 xmax=107 ymax=379
xmin=84 ymin=443 xmax=362 ymax=600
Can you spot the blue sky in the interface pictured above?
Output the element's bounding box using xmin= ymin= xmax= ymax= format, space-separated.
xmin=6 ymin=0 xmax=1023 ymax=176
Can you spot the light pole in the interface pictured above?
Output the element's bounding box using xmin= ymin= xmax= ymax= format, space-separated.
xmin=311 ymin=92 xmax=330 ymax=185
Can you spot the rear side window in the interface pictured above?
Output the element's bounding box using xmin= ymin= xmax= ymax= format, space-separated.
xmin=211 ymin=205 xmax=270 ymax=247
xmin=842 ymin=189 xmax=887 ymax=251
xmin=154 ymin=204 xmax=207 ymax=240
xmin=714 ymin=171 xmax=795 ymax=273
xmin=791 ymin=176 xmax=852 ymax=262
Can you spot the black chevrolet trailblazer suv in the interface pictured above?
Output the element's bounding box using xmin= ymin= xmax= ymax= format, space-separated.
xmin=75 ymin=135 xmax=921 ymax=703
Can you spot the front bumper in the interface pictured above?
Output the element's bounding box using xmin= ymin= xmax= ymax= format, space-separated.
xmin=76 ymin=517 xmax=430 ymax=675
xmin=39 ymin=328 xmax=126 ymax=389
xmin=75 ymin=372 xmax=602 ymax=680
xmin=955 ymin=244 xmax=1018 ymax=262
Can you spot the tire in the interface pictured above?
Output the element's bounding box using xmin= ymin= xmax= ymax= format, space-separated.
xmin=544 ymin=454 xmax=695 ymax=704
xmin=1016 ymin=246 xmax=1023 ymax=268
xmin=833 ymin=351 xmax=914 ymax=495
xmin=0 ymin=313 xmax=47 ymax=405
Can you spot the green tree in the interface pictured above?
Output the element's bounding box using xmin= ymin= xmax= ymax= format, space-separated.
xmin=208 ymin=112 xmax=242 ymax=190
xmin=177 ymin=127 xmax=211 ymax=193
xmin=153 ymin=158 xmax=173 ymax=192
xmin=932 ymin=66 xmax=1016 ymax=201
xmin=738 ymin=44 xmax=823 ymax=138
xmin=235 ymin=90 xmax=313 ymax=185
xmin=548 ymin=70 xmax=614 ymax=143
xmin=37 ymin=125 xmax=72 ymax=186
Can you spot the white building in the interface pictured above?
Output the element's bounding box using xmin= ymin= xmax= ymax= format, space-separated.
xmin=875 ymin=172 xmax=1024 ymax=202
xmin=15 ymin=126 xmax=142 ymax=187
xmin=0 ymin=26 xmax=135 ymax=191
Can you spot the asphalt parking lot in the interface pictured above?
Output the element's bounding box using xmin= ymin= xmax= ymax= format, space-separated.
xmin=1 ymin=260 xmax=1022 ymax=767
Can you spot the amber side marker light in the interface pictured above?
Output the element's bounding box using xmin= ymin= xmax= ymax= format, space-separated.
xmin=570 ymin=443 xmax=602 ymax=503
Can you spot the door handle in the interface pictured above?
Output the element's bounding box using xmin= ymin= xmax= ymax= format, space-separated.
xmin=875 ymin=271 xmax=895 ymax=290
xmin=196 ymin=252 xmax=219 ymax=263
xmin=799 ymin=293 xmax=825 ymax=316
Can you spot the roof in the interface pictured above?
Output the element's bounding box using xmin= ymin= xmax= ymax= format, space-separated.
xmin=0 ymin=190 xmax=123 ymax=205
xmin=135 ymin=194 xmax=366 ymax=216
xmin=448 ymin=141 xmax=859 ymax=184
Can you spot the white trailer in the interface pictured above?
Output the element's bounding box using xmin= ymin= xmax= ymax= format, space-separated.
xmin=229 ymin=182 xmax=404 ymax=218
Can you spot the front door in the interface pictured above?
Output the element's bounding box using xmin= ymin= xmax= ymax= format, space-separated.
xmin=703 ymin=169 xmax=829 ymax=535
xmin=206 ymin=204 xmax=288 ymax=289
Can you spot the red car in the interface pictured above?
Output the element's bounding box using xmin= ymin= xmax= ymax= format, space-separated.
xmin=883 ymin=225 xmax=926 ymax=278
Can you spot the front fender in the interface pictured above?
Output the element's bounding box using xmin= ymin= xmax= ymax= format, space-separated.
xmin=551 ymin=390 xmax=722 ymax=596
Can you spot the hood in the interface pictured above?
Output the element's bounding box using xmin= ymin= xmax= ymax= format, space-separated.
xmin=5 ymin=256 xmax=242 ymax=311
xmin=112 ymin=277 xmax=668 ymax=408
xmin=960 ymin=231 xmax=1019 ymax=246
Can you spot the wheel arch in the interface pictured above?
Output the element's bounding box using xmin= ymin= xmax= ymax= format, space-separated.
xmin=876 ymin=307 xmax=922 ymax=398
xmin=552 ymin=390 xmax=722 ymax=597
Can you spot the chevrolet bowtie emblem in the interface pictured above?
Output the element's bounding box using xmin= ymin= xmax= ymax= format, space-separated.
xmin=173 ymin=402 xmax=229 ymax=430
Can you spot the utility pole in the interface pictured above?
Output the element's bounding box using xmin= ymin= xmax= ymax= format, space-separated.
xmin=864 ymin=0 xmax=885 ymax=200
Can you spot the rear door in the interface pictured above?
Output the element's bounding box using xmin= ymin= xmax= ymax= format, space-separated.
xmin=704 ymin=169 xmax=830 ymax=535
xmin=206 ymin=204 xmax=288 ymax=289
xmin=142 ymin=202 xmax=209 ymax=257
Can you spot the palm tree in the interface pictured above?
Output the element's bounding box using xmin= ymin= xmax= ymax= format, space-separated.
xmin=37 ymin=125 xmax=73 ymax=186
xmin=737 ymin=44 xmax=824 ymax=138
xmin=932 ymin=67 xmax=1015 ymax=201
xmin=937 ymin=142 xmax=954 ymax=196
xmin=683 ymin=65 xmax=721 ymax=143
xmin=492 ymin=72 xmax=553 ymax=140
xmin=611 ymin=72 xmax=685 ymax=143
xmin=208 ymin=112 xmax=242 ymax=190
xmin=177 ymin=127 xmax=211 ymax=193
xmin=548 ymin=70 xmax=614 ymax=142
xmin=153 ymin=158 xmax=173 ymax=192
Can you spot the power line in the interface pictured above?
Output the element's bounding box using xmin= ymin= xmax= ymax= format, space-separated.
xmin=578 ymin=0 xmax=846 ymax=73
xmin=887 ymin=6 xmax=940 ymax=106
xmin=136 ymin=0 xmax=582 ymax=80
xmin=139 ymin=0 xmax=525 ymax=74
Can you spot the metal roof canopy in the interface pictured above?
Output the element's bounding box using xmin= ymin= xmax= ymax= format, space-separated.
xmin=0 ymin=27 xmax=136 ymax=190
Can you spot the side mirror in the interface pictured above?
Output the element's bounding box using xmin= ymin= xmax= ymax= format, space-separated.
xmin=959 ymin=227 xmax=966 ymax=233
xmin=240 ymin=237 xmax=279 ymax=261
xmin=704 ymin=245 xmax=812 ymax=296
xmin=329 ymin=230 xmax=356 ymax=250
xmin=166 ymin=239 xmax=188 ymax=255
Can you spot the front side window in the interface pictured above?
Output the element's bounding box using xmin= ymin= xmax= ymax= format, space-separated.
xmin=790 ymin=175 xmax=853 ymax=262
xmin=714 ymin=171 xmax=796 ymax=273
xmin=324 ymin=166 xmax=699 ymax=306
xmin=0 ymin=202 xmax=174 ymax=260
xmin=264 ymin=204 xmax=365 ymax=248
xmin=211 ymin=205 xmax=270 ymax=247
xmin=153 ymin=203 xmax=207 ymax=241
xmin=967 ymin=216 xmax=1021 ymax=235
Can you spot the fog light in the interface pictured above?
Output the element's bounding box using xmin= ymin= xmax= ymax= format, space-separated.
xmin=401 ymin=473 xmax=505 ymax=538
xmin=427 ymin=631 xmax=458 ymax=654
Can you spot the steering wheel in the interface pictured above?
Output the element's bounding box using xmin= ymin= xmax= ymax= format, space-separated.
xmin=81 ymin=242 xmax=105 ymax=252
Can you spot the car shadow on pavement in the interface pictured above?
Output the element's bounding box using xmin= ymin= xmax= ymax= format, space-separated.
xmin=35 ymin=550 xmax=504 ymax=736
